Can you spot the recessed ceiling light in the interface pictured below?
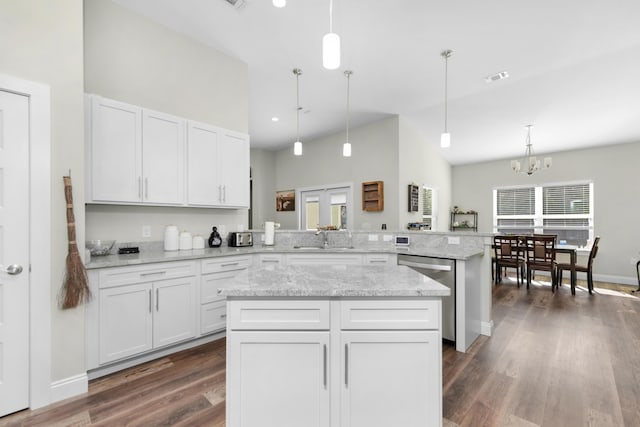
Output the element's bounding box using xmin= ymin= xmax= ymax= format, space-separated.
xmin=272 ymin=0 xmax=286 ymax=7
xmin=271 ymin=117 xmax=279 ymax=122
xmin=485 ymin=71 xmax=509 ymax=83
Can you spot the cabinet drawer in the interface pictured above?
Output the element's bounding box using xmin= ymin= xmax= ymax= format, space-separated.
xmin=285 ymin=253 xmax=363 ymax=265
xmin=201 ymin=255 xmax=252 ymax=274
xmin=98 ymin=261 xmax=197 ymax=288
xmin=340 ymin=299 xmax=440 ymax=330
xmin=363 ymin=254 xmax=395 ymax=265
xmin=228 ymin=300 xmax=330 ymax=330
xmin=200 ymin=270 xmax=241 ymax=304
xmin=201 ymin=300 xmax=227 ymax=335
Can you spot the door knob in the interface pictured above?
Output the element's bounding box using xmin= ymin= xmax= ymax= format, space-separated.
xmin=1 ymin=264 xmax=23 ymax=275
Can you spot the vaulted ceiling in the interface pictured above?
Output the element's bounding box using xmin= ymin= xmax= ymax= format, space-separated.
xmin=112 ymin=0 xmax=640 ymax=165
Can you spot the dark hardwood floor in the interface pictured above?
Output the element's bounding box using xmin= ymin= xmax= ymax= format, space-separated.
xmin=2 ymin=276 xmax=639 ymax=427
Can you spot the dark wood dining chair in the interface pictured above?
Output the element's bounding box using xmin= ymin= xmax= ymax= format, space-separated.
xmin=494 ymin=235 xmax=526 ymax=287
xmin=524 ymin=234 xmax=558 ymax=291
xmin=557 ymin=236 xmax=600 ymax=295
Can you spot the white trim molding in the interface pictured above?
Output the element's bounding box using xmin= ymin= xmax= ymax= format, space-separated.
xmin=1 ymin=73 xmax=52 ymax=410
xmin=50 ymin=374 xmax=88 ymax=404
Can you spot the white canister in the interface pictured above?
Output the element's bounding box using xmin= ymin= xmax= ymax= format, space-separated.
xmin=264 ymin=221 xmax=275 ymax=246
xmin=192 ymin=234 xmax=205 ymax=249
xmin=179 ymin=231 xmax=193 ymax=250
xmin=164 ymin=225 xmax=179 ymax=251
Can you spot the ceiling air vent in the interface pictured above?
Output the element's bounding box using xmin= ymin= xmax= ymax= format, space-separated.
xmin=223 ymin=0 xmax=246 ymax=9
xmin=485 ymin=71 xmax=509 ymax=83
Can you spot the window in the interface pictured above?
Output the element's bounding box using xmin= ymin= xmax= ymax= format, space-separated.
xmin=422 ymin=186 xmax=437 ymax=230
xmin=493 ymin=182 xmax=593 ymax=247
xmin=300 ymin=185 xmax=352 ymax=230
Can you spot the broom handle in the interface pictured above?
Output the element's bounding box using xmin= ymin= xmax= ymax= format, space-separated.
xmin=63 ymin=176 xmax=79 ymax=254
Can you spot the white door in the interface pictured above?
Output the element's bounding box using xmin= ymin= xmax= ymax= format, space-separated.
xmin=89 ymin=96 xmax=142 ymax=203
xmin=341 ymin=331 xmax=441 ymax=427
xmin=227 ymin=331 xmax=331 ymax=427
xmin=153 ymin=277 xmax=196 ymax=348
xmin=218 ymin=131 xmax=249 ymax=207
xmin=142 ymin=109 xmax=184 ymax=204
xmin=0 ymin=90 xmax=30 ymax=417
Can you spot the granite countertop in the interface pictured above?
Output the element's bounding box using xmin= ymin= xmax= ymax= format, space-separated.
xmin=218 ymin=264 xmax=451 ymax=298
xmin=85 ymin=244 xmax=484 ymax=270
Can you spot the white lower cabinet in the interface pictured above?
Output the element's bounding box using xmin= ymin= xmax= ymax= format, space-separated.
xmin=227 ymin=331 xmax=331 ymax=427
xmin=226 ymin=298 xmax=442 ymax=427
xmin=341 ymin=331 xmax=440 ymax=427
xmin=98 ymin=276 xmax=196 ymax=365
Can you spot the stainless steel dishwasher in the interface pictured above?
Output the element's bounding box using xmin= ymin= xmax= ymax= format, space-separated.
xmin=397 ymin=253 xmax=456 ymax=343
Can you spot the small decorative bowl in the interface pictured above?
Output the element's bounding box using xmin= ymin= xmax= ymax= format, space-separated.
xmin=86 ymin=240 xmax=116 ymax=256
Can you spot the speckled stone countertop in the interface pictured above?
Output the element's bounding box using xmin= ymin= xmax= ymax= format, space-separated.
xmin=85 ymin=244 xmax=483 ymax=269
xmin=218 ymin=264 xmax=451 ymax=298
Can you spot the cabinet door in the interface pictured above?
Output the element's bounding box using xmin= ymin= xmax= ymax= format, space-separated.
xmin=153 ymin=277 xmax=197 ymax=348
xmin=227 ymin=331 xmax=330 ymax=427
xmin=186 ymin=121 xmax=220 ymax=206
xmin=341 ymin=331 xmax=441 ymax=427
xmin=89 ymin=96 xmax=142 ymax=203
xmin=218 ymin=130 xmax=249 ymax=207
xmin=99 ymin=283 xmax=152 ymax=364
xmin=142 ymin=110 xmax=185 ymax=204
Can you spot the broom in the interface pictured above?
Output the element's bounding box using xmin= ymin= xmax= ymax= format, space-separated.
xmin=60 ymin=175 xmax=91 ymax=309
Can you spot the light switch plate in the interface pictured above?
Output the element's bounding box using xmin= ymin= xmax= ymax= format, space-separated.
xmin=142 ymin=225 xmax=151 ymax=238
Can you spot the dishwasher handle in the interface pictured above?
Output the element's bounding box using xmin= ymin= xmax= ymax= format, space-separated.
xmin=398 ymin=260 xmax=452 ymax=271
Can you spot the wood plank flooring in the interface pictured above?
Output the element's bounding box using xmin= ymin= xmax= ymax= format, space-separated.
xmin=2 ymin=277 xmax=639 ymax=427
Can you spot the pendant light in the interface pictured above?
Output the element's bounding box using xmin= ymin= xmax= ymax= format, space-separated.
xmin=322 ymin=0 xmax=340 ymax=69
xmin=293 ymin=68 xmax=303 ymax=156
xmin=441 ymin=49 xmax=453 ymax=148
xmin=272 ymin=0 xmax=286 ymax=7
xmin=343 ymin=70 xmax=353 ymax=157
xmin=510 ymin=125 xmax=552 ymax=175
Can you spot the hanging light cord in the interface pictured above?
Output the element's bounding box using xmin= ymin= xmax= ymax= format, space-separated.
xmin=329 ymin=0 xmax=334 ymax=33
xmin=295 ymin=69 xmax=301 ymax=142
xmin=442 ymin=50 xmax=452 ymax=133
xmin=346 ymin=70 xmax=351 ymax=143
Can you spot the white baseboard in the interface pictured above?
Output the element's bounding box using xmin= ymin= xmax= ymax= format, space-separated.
xmin=50 ymin=373 xmax=88 ymax=404
xmin=481 ymin=320 xmax=494 ymax=337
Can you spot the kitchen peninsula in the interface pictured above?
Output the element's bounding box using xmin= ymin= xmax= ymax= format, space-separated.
xmin=221 ymin=264 xmax=450 ymax=427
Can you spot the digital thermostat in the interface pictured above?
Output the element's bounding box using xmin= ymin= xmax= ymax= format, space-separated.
xmin=394 ymin=235 xmax=410 ymax=246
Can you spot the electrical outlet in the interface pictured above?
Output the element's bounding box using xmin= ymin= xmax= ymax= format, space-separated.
xmin=368 ymin=234 xmax=379 ymax=242
xmin=448 ymin=236 xmax=460 ymax=245
xmin=142 ymin=225 xmax=151 ymax=238
xmin=219 ymin=225 xmax=226 ymax=236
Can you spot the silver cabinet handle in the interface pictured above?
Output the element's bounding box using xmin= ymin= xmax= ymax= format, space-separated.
xmin=221 ymin=262 xmax=239 ymax=268
xmin=1 ymin=264 xmax=23 ymax=275
xmin=155 ymin=288 xmax=159 ymax=311
xmin=369 ymin=259 xmax=387 ymax=264
xmin=148 ymin=289 xmax=152 ymax=313
xmin=145 ymin=178 xmax=149 ymax=199
xmin=218 ymin=185 xmax=222 ymax=203
xmin=345 ymin=343 xmax=349 ymax=387
xmin=140 ymin=271 xmax=166 ymax=277
xmin=323 ymin=344 xmax=327 ymax=388
xmin=220 ymin=314 xmax=227 ymax=319
xmin=138 ymin=177 xmax=142 ymax=198
xmin=222 ymin=185 xmax=226 ymax=203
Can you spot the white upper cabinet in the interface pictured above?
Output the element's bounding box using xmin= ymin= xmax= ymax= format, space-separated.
xmin=142 ymin=110 xmax=184 ymax=204
xmin=86 ymin=95 xmax=249 ymax=208
xmin=187 ymin=121 xmax=250 ymax=208
xmin=87 ymin=96 xmax=142 ymax=203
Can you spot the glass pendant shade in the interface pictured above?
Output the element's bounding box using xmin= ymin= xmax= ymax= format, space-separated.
xmin=323 ymin=33 xmax=341 ymax=70
xmin=343 ymin=142 xmax=351 ymax=157
xmin=294 ymin=141 xmax=302 ymax=156
xmin=272 ymin=0 xmax=286 ymax=7
xmin=440 ymin=132 xmax=451 ymax=148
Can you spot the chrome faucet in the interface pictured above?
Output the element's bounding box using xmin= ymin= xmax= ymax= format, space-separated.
xmin=315 ymin=229 xmax=329 ymax=248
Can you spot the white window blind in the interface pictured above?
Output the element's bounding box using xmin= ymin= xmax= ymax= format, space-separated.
xmin=494 ymin=182 xmax=593 ymax=246
xmin=422 ymin=187 xmax=436 ymax=230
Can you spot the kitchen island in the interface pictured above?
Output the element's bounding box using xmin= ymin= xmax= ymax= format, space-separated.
xmin=220 ymin=264 xmax=450 ymax=427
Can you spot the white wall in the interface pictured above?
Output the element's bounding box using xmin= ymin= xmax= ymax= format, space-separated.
xmin=452 ymin=141 xmax=640 ymax=284
xmin=0 ymin=0 xmax=85 ymax=382
xmin=84 ymin=0 xmax=249 ymax=243
xmin=272 ymin=116 xmax=400 ymax=230
xmin=398 ymin=117 xmax=452 ymax=231
xmin=250 ymin=149 xmax=277 ymax=228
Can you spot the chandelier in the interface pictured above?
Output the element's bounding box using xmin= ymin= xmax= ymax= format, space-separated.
xmin=511 ymin=125 xmax=552 ymax=175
